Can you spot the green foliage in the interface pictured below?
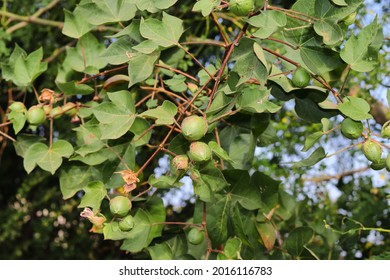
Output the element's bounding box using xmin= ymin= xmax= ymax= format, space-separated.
xmin=0 ymin=0 xmax=389 ymax=260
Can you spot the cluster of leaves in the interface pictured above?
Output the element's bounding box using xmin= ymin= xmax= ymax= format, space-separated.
xmin=1 ymin=0 xmax=389 ymax=259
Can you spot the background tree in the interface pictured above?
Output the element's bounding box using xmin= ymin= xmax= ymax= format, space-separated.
xmin=0 ymin=0 xmax=389 ymax=260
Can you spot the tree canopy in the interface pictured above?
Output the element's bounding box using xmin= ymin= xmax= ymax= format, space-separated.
xmin=0 ymin=0 xmax=389 ymax=260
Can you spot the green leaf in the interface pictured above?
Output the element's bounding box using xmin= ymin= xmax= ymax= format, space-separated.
xmin=301 ymin=131 xmax=323 ymax=152
xmin=191 ymin=168 xmax=212 ymax=202
xmin=231 ymin=38 xmax=268 ymax=86
xmin=256 ymin=222 xmax=276 ymax=251
xmin=293 ymin=147 xmax=326 ymax=168
xmin=60 ymin=165 xmax=102 ymax=199
xmin=223 ymin=237 xmax=242 ymax=260
xmin=198 ymin=64 xmax=217 ymax=85
xmin=2 ymin=46 xmax=47 ymax=87
xmin=147 ymin=243 xmax=173 ymax=260
xmin=93 ymin=91 xmax=136 ymax=139
xmin=78 ymin=0 xmax=136 ymax=25
xmin=78 ymin=181 xmax=107 ymax=213
xmin=120 ymin=196 xmax=166 ymax=253
xmin=131 ymin=0 xmax=179 ymax=13
xmin=129 ymin=118 xmax=152 ymax=147
xmin=56 ymin=81 xmax=94 ymax=96
xmin=23 ymin=140 xmax=74 ymax=175
xmin=74 ymin=123 xmax=104 ymax=157
xmin=340 ymin=17 xmax=382 ymax=72
xmin=313 ymin=19 xmax=343 ymax=46
xmin=331 ymin=0 xmax=348 ymax=6
xmin=236 ymin=86 xmax=281 ymax=114
xmin=164 ymin=75 xmax=187 ymax=92
xmin=285 ymin=227 xmax=314 ymax=257
xmin=128 ymin=51 xmax=160 ymax=87
xmin=208 ymin=141 xmax=234 ymax=163
xmin=248 ymin=10 xmax=287 ymax=39
xmin=13 ymin=134 xmax=45 ymax=157
xmin=64 ymin=33 xmax=107 ymax=74
xmin=140 ymin=100 xmax=177 ymax=125
xmin=192 ymin=0 xmax=221 ymax=16
xmin=140 ymin=12 xmax=183 ymax=48
xmin=101 ymin=36 xmax=138 ymax=65
xmin=8 ymin=109 xmax=26 ymax=134
xmin=338 ymin=96 xmax=373 ymax=121
xmin=148 ymin=174 xmax=183 ymax=189
xmin=223 ymin=169 xmax=263 ymax=210
xmin=62 ymin=8 xmax=94 ymax=39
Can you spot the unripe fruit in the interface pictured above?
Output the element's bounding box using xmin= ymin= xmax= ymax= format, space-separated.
xmin=343 ymin=12 xmax=356 ymax=26
xmin=386 ymin=154 xmax=390 ymax=172
xmin=188 ymin=142 xmax=212 ymax=162
xmin=119 ymin=215 xmax=135 ymax=231
xmin=181 ymin=115 xmax=208 ymax=141
xmin=49 ymin=106 xmax=63 ymax=119
xmin=187 ymin=228 xmax=205 ymax=245
xmin=381 ymin=121 xmax=390 ymax=139
xmin=230 ymin=0 xmax=254 ymax=16
xmin=292 ymin=67 xmax=310 ymax=88
xmin=110 ymin=196 xmax=131 ymax=217
xmin=9 ymin=101 xmax=26 ymax=112
xmin=62 ymin=102 xmax=78 ymax=117
xmin=363 ymin=139 xmax=382 ymax=163
xmin=370 ymin=158 xmax=386 ymax=170
xmin=26 ymin=105 xmax=46 ymax=125
xmin=172 ymin=155 xmax=189 ymax=171
xmin=340 ymin=118 xmax=363 ymax=139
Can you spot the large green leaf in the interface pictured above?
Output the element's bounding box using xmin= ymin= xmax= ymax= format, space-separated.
xmin=78 ymin=0 xmax=136 ymax=25
xmin=248 ymin=10 xmax=287 ymax=39
xmin=313 ymin=19 xmax=343 ymax=46
xmin=101 ymin=36 xmax=138 ymax=65
xmin=338 ymin=96 xmax=373 ymax=121
xmin=120 ymin=196 xmax=166 ymax=253
xmin=140 ymin=12 xmax=183 ymax=47
xmin=223 ymin=169 xmax=263 ymax=210
xmin=78 ymin=181 xmax=107 ymax=213
xmin=23 ymin=140 xmax=74 ymax=175
xmin=131 ymin=0 xmax=179 ymax=13
xmin=236 ymin=85 xmax=281 ymax=114
xmin=64 ymin=33 xmax=107 ymax=74
xmin=284 ymin=227 xmax=314 ymax=257
xmin=2 ymin=45 xmax=47 ymax=87
xmin=139 ymin=100 xmax=177 ymax=125
xmin=62 ymin=8 xmax=94 ymax=39
xmin=340 ymin=17 xmax=382 ymax=72
xmin=231 ymin=38 xmax=268 ymax=86
xmin=128 ymin=51 xmax=160 ymax=87
xmin=93 ymin=91 xmax=136 ymax=139
xmin=192 ymin=0 xmax=221 ymax=16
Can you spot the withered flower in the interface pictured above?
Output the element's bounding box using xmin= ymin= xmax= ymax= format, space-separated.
xmin=115 ymin=169 xmax=140 ymax=193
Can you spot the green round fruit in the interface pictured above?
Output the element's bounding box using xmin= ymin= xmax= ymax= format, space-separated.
xmin=363 ymin=139 xmax=382 ymax=163
xmin=26 ymin=106 xmax=46 ymax=125
xmin=343 ymin=12 xmax=356 ymax=26
xmin=172 ymin=155 xmax=189 ymax=171
xmin=49 ymin=106 xmax=64 ymax=119
xmin=119 ymin=215 xmax=135 ymax=231
xmin=187 ymin=228 xmax=205 ymax=245
xmin=188 ymin=142 xmax=212 ymax=162
xmin=230 ymin=0 xmax=254 ymax=16
xmin=110 ymin=196 xmax=131 ymax=217
xmin=292 ymin=67 xmax=310 ymax=88
xmin=62 ymin=102 xmax=78 ymax=117
xmin=181 ymin=115 xmax=208 ymax=141
xmin=381 ymin=121 xmax=390 ymax=139
xmin=9 ymin=101 xmax=26 ymax=112
xmin=340 ymin=118 xmax=363 ymax=139
xmin=385 ymin=154 xmax=390 ymax=171
xmin=370 ymin=158 xmax=386 ymax=170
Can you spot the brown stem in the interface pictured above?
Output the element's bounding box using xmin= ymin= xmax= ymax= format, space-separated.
xmin=155 ymin=64 xmax=199 ymax=82
xmin=178 ymin=44 xmax=214 ymax=79
xmin=77 ymin=65 xmax=128 ymax=84
xmin=262 ymin=47 xmax=300 ymax=67
xmin=264 ymin=37 xmax=298 ymax=50
xmin=104 ymin=143 xmax=131 ymax=170
xmin=207 ymin=22 xmax=249 ymax=110
xmin=211 ymin=12 xmax=230 ymax=45
xmin=203 ymin=202 xmax=212 ymax=260
xmin=339 ymin=65 xmax=351 ymax=96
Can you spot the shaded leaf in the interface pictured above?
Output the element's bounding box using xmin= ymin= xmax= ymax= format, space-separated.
xmin=285 ymin=227 xmax=314 ymax=257
xmin=293 ymin=147 xmax=326 ymax=168
xmin=78 ymin=181 xmax=107 ymax=213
